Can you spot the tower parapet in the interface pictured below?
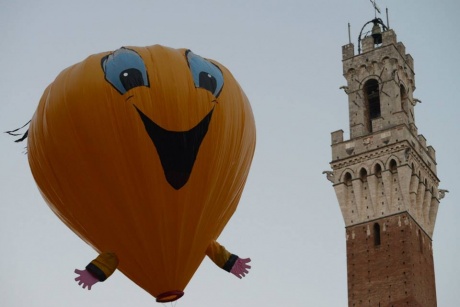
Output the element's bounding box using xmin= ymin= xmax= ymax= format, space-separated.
xmin=330 ymin=124 xmax=439 ymax=237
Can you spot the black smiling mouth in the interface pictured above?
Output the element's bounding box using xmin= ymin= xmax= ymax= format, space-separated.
xmin=134 ymin=105 xmax=214 ymax=190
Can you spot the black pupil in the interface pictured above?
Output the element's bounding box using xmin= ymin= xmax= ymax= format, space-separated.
xmin=120 ymin=68 xmax=144 ymax=91
xmin=198 ymin=72 xmax=217 ymax=94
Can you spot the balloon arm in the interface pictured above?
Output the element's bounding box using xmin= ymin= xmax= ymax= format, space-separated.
xmin=206 ymin=241 xmax=251 ymax=278
xmin=74 ymin=252 xmax=119 ymax=290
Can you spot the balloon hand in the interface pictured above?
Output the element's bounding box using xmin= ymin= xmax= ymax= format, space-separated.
xmin=74 ymin=269 xmax=99 ymax=290
xmin=230 ymin=257 xmax=251 ymax=279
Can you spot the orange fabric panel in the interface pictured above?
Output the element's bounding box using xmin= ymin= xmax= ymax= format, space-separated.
xmin=27 ymin=45 xmax=255 ymax=299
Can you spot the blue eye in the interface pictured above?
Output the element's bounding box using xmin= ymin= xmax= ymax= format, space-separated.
xmin=186 ymin=50 xmax=224 ymax=97
xmin=102 ymin=48 xmax=149 ymax=94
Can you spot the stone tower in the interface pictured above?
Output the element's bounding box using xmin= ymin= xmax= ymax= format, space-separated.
xmin=327 ymin=17 xmax=445 ymax=306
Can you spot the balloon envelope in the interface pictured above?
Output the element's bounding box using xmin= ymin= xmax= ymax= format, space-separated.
xmin=27 ymin=45 xmax=256 ymax=299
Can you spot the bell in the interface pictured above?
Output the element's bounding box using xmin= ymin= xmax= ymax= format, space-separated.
xmin=371 ymin=22 xmax=382 ymax=45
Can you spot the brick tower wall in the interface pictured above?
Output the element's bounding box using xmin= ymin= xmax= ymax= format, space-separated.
xmin=346 ymin=212 xmax=436 ymax=307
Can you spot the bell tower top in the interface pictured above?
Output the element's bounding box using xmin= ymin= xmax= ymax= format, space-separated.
xmin=341 ymin=19 xmax=417 ymax=140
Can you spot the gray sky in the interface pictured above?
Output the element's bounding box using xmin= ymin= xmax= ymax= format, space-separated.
xmin=1 ymin=1 xmax=459 ymax=306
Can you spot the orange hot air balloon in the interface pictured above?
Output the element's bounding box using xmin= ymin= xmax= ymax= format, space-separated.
xmin=26 ymin=45 xmax=256 ymax=302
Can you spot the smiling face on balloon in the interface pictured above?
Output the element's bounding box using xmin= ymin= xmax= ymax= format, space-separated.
xmin=102 ymin=47 xmax=227 ymax=189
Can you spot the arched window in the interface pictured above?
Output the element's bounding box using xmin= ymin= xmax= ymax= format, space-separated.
xmin=374 ymin=164 xmax=382 ymax=178
xmin=374 ymin=223 xmax=381 ymax=246
xmin=359 ymin=168 xmax=368 ymax=182
xmin=389 ymin=159 xmax=397 ymax=173
xmin=344 ymin=172 xmax=352 ymax=186
xmin=363 ymin=79 xmax=381 ymax=133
